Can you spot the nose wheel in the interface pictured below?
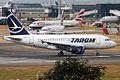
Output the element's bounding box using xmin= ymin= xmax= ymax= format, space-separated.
xmin=96 ymin=49 xmax=100 ymax=56
xmin=58 ymin=51 xmax=64 ymax=57
xmin=96 ymin=52 xmax=100 ymax=56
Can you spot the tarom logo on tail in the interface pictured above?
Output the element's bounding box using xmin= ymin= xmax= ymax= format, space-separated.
xmin=6 ymin=10 xmax=29 ymax=35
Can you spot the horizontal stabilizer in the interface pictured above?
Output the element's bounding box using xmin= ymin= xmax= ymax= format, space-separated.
xmin=7 ymin=37 xmax=22 ymax=41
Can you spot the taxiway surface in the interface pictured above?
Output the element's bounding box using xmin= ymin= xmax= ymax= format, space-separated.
xmin=0 ymin=42 xmax=120 ymax=66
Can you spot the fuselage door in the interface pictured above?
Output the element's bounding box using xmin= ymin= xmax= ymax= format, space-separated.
xmin=29 ymin=36 xmax=34 ymax=45
xmin=96 ymin=36 xmax=101 ymax=45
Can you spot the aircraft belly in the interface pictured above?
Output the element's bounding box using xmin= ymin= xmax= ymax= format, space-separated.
xmin=34 ymin=41 xmax=48 ymax=48
xmin=84 ymin=44 xmax=96 ymax=49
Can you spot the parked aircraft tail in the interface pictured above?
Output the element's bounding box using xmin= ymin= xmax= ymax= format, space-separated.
xmin=60 ymin=10 xmax=64 ymax=25
xmin=74 ymin=18 xmax=86 ymax=24
xmin=75 ymin=9 xmax=85 ymax=18
xmin=74 ymin=9 xmax=86 ymax=23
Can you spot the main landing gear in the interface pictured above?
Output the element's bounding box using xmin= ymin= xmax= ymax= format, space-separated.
xmin=96 ymin=49 xmax=100 ymax=56
xmin=58 ymin=51 xmax=64 ymax=57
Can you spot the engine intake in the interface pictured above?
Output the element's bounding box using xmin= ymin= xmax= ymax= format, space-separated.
xmin=70 ymin=46 xmax=85 ymax=54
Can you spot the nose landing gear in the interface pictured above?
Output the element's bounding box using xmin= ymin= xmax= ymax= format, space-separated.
xmin=96 ymin=49 xmax=100 ymax=56
xmin=58 ymin=51 xmax=64 ymax=57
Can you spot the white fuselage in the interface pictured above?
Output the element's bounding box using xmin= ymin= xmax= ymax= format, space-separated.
xmin=41 ymin=25 xmax=65 ymax=32
xmin=29 ymin=20 xmax=80 ymax=28
xmin=5 ymin=9 xmax=117 ymax=55
xmin=100 ymin=16 xmax=120 ymax=23
xmin=4 ymin=34 xmax=116 ymax=50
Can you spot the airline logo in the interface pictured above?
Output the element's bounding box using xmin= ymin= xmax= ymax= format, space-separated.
xmin=8 ymin=14 xmax=23 ymax=34
xmin=60 ymin=10 xmax=64 ymax=25
xmin=71 ymin=38 xmax=96 ymax=43
xmin=61 ymin=10 xmax=64 ymax=19
xmin=6 ymin=10 xmax=29 ymax=35
xmin=77 ymin=9 xmax=85 ymax=17
xmin=75 ymin=9 xmax=85 ymax=18
xmin=60 ymin=19 xmax=63 ymax=25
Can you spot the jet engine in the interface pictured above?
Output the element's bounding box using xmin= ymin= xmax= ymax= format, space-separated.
xmin=69 ymin=46 xmax=85 ymax=54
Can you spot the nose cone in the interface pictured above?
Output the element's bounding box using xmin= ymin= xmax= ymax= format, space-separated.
xmin=3 ymin=36 xmax=7 ymax=40
xmin=3 ymin=36 xmax=10 ymax=41
xmin=111 ymin=41 xmax=117 ymax=47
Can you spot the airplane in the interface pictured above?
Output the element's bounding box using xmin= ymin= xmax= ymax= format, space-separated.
xmin=29 ymin=9 xmax=86 ymax=30
xmin=36 ymin=11 xmax=90 ymax=33
xmin=4 ymin=10 xmax=117 ymax=57
xmin=110 ymin=10 xmax=120 ymax=16
xmin=77 ymin=9 xmax=98 ymax=18
xmin=74 ymin=9 xmax=85 ymax=18
xmin=40 ymin=10 xmax=65 ymax=32
xmin=100 ymin=16 xmax=120 ymax=23
xmin=92 ymin=15 xmax=120 ymax=27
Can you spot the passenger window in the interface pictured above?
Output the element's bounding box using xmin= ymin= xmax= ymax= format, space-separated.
xmin=105 ymin=39 xmax=111 ymax=41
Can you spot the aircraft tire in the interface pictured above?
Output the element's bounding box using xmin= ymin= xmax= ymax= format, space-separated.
xmin=96 ymin=52 xmax=100 ymax=56
xmin=58 ymin=51 xmax=64 ymax=57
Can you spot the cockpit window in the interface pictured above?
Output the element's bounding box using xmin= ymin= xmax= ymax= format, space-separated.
xmin=105 ymin=39 xmax=111 ymax=41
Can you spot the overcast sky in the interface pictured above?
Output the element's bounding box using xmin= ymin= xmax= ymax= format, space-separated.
xmin=1 ymin=0 xmax=120 ymax=6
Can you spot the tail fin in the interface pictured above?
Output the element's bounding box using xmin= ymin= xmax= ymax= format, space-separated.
xmin=75 ymin=9 xmax=85 ymax=18
xmin=3 ymin=0 xmax=12 ymax=8
xmin=73 ymin=9 xmax=86 ymax=24
xmin=60 ymin=10 xmax=64 ymax=25
xmin=74 ymin=18 xmax=86 ymax=24
xmin=6 ymin=10 xmax=29 ymax=35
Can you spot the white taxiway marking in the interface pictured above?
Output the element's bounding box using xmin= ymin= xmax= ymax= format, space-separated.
xmin=82 ymin=55 xmax=111 ymax=58
xmin=0 ymin=57 xmax=55 ymax=64
xmin=114 ymin=55 xmax=120 ymax=57
xmin=95 ymin=56 xmax=111 ymax=58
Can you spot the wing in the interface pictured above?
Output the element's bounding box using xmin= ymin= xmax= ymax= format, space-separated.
xmin=41 ymin=40 xmax=83 ymax=51
xmin=41 ymin=40 xmax=71 ymax=50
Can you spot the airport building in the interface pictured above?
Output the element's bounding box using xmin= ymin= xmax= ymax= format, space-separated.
xmin=2 ymin=2 xmax=58 ymax=18
xmin=0 ymin=8 xmax=2 ymax=16
xmin=1 ymin=0 xmax=120 ymax=18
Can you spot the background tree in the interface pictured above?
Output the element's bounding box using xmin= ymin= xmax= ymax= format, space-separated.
xmin=39 ymin=57 xmax=106 ymax=80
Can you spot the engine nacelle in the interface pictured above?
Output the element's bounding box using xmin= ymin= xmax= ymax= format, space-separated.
xmin=47 ymin=45 xmax=57 ymax=49
xmin=70 ymin=46 xmax=85 ymax=54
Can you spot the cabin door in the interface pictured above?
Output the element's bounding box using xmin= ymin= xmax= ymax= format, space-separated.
xmin=96 ymin=36 xmax=100 ymax=45
xmin=29 ymin=36 xmax=34 ymax=45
